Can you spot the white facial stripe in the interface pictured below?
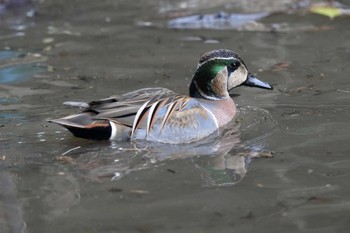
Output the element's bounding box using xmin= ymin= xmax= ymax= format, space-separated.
xmin=197 ymin=57 xmax=239 ymax=68
xmin=228 ymin=65 xmax=248 ymax=89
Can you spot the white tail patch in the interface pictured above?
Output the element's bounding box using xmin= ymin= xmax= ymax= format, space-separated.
xmin=109 ymin=121 xmax=118 ymax=140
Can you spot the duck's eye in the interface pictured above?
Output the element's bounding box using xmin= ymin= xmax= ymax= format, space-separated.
xmin=229 ymin=62 xmax=240 ymax=70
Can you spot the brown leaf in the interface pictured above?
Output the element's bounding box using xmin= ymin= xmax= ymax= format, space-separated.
xmin=272 ymin=62 xmax=290 ymax=71
xmin=54 ymin=155 xmax=77 ymax=164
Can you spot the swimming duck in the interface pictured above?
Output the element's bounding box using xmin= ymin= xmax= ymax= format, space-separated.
xmin=49 ymin=49 xmax=272 ymax=143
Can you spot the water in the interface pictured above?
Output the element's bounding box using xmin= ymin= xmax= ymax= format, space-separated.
xmin=1 ymin=0 xmax=350 ymax=232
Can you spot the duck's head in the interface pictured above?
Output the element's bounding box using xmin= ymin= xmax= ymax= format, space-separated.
xmin=189 ymin=49 xmax=273 ymax=100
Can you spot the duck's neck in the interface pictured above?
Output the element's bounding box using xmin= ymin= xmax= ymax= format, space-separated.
xmin=189 ymin=80 xmax=203 ymax=98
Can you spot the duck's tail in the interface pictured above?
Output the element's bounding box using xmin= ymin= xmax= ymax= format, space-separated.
xmin=48 ymin=112 xmax=113 ymax=140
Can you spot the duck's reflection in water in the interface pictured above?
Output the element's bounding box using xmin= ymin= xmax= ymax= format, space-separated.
xmin=34 ymin=112 xmax=275 ymax=223
xmin=75 ymin=121 xmax=271 ymax=187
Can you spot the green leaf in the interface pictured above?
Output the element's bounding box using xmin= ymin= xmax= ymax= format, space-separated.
xmin=310 ymin=5 xmax=342 ymax=19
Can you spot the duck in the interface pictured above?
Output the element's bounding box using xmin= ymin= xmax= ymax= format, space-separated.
xmin=48 ymin=49 xmax=273 ymax=144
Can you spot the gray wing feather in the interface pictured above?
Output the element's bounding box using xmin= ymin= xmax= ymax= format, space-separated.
xmin=89 ymin=88 xmax=179 ymax=127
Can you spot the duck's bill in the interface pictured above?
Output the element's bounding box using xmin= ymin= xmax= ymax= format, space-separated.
xmin=243 ymin=74 xmax=273 ymax=90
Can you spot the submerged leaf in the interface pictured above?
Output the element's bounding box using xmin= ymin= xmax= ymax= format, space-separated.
xmin=310 ymin=5 xmax=342 ymax=18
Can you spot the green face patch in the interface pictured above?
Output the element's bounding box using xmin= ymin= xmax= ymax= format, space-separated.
xmin=209 ymin=59 xmax=234 ymax=76
xmin=211 ymin=64 xmax=226 ymax=75
xmin=196 ymin=59 xmax=234 ymax=80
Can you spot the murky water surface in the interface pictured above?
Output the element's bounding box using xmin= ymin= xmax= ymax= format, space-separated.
xmin=1 ymin=0 xmax=350 ymax=232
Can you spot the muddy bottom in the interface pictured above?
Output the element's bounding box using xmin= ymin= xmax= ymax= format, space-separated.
xmin=1 ymin=0 xmax=350 ymax=233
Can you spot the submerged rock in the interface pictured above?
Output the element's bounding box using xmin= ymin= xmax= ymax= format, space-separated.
xmin=167 ymin=11 xmax=270 ymax=29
